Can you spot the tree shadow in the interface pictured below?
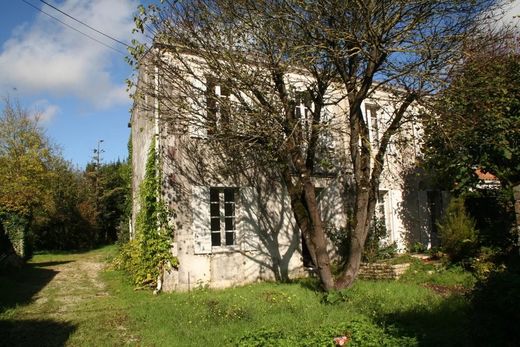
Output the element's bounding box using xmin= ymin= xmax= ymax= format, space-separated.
xmin=0 ymin=262 xmax=60 ymax=313
xmin=0 ymin=319 xmax=76 ymax=347
xmin=380 ymin=295 xmax=472 ymax=347
xmin=173 ymin=138 xmax=302 ymax=282
xmin=30 ymin=260 xmax=73 ymax=267
xmin=0 ymin=260 xmax=77 ymax=346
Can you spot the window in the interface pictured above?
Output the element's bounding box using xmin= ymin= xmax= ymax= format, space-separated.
xmin=295 ymin=91 xmax=314 ymax=135
xmin=206 ymin=76 xmax=231 ymax=134
xmin=210 ymin=187 xmax=237 ymax=247
xmin=374 ymin=191 xmax=389 ymax=241
xmin=366 ymin=104 xmax=380 ymax=149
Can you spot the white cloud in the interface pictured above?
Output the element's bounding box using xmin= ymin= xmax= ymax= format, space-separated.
xmin=32 ymin=99 xmax=60 ymax=123
xmin=0 ymin=0 xmax=136 ymax=109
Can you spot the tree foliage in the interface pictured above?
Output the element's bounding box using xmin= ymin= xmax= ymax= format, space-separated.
xmin=0 ymin=98 xmax=56 ymax=259
xmin=129 ymin=0 xmax=502 ymax=290
xmin=0 ymin=97 xmax=131 ymax=258
xmin=424 ymin=33 xmax=520 ymax=192
xmin=0 ymin=98 xmax=55 ymax=217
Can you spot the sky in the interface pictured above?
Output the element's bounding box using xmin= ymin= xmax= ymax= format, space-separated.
xmin=0 ymin=0 xmax=519 ymax=169
xmin=0 ymin=0 xmax=146 ymax=168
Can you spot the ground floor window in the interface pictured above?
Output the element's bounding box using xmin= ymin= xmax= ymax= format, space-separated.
xmin=210 ymin=187 xmax=237 ymax=247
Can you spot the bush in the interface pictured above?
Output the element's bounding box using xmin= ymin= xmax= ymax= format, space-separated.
xmin=409 ymin=242 xmax=427 ymax=254
xmin=363 ymin=217 xmax=397 ymax=263
xmin=470 ymin=246 xmax=504 ymax=280
xmin=470 ymin=259 xmax=520 ymax=346
xmin=437 ymin=197 xmax=478 ymax=262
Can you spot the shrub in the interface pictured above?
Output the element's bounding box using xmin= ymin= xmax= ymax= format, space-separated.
xmin=409 ymin=242 xmax=427 ymax=254
xmin=470 ymin=246 xmax=504 ymax=280
xmin=437 ymin=197 xmax=478 ymax=262
xmin=363 ymin=217 xmax=397 ymax=263
xmin=470 ymin=259 xmax=520 ymax=346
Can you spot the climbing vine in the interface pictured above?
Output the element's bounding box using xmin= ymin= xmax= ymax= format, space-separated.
xmin=115 ymin=137 xmax=177 ymax=288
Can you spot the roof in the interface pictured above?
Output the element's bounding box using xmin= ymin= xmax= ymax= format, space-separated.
xmin=475 ymin=168 xmax=498 ymax=181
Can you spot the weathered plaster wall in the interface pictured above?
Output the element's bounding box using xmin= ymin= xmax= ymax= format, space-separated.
xmin=158 ymin=133 xmax=349 ymax=291
xmin=130 ymin=67 xmax=156 ymax=237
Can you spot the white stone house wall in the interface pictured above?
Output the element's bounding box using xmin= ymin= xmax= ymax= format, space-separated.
xmin=130 ymin=53 xmax=439 ymax=291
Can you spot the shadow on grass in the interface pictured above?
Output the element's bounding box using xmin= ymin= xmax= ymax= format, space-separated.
xmin=0 ymin=319 xmax=76 ymax=347
xmin=381 ymin=295 xmax=472 ymax=347
xmin=31 ymin=260 xmax=73 ymax=268
xmin=0 ymin=263 xmax=62 ymax=313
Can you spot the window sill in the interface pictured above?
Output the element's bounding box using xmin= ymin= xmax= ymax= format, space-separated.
xmin=211 ymin=246 xmax=240 ymax=254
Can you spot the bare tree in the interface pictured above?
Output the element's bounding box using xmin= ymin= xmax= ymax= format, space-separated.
xmin=129 ymin=0 xmax=502 ymax=290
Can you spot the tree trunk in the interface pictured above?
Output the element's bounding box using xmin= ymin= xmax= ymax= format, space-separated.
xmin=302 ymin=177 xmax=335 ymax=291
xmin=283 ymin=168 xmax=335 ymax=291
xmin=335 ymin=189 xmax=373 ymax=289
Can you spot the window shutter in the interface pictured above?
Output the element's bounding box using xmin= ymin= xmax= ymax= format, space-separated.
xmin=192 ymin=186 xmax=212 ymax=254
xmin=321 ymin=108 xmax=335 ymax=150
xmin=188 ymin=78 xmax=208 ymax=138
xmin=239 ymin=187 xmax=260 ymax=252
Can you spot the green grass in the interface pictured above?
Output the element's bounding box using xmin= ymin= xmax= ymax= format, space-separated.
xmin=102 ymin=263 xmax=474 ymax=346
xmin=0 ymin=246 xmax=138 ymax=346
xmin=1 ymin=249 xmax=478 ymax=346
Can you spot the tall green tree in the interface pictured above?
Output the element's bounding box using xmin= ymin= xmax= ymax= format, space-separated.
xmin=32 ymin=158 xmax=98 ymax=251
xmin=0 ymin=97 xmax=55 ymax=259
xmin=97 ymin=161 xmax=131 ymax=243
xmin=424 ymin=33 xmax=520 ymax=192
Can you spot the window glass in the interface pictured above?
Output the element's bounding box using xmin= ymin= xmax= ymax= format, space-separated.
xmin=209 ymin=187 xmax=237 ymax=247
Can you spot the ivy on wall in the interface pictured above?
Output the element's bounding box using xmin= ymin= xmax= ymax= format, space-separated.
xmin=115 ymin=137 xmax=178 ymax=288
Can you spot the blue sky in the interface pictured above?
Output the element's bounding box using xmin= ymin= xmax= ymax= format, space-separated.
xmin=0 ymin=0 xmax=147 ymax=168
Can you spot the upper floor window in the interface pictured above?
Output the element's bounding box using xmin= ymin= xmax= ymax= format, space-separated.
xmin=365 ymin=104 xmax=380 ymax=149
xmin=206 ymin=76 xmax=231 ymax=134
xmin=295 ymin=91 xmax=315 ymax=133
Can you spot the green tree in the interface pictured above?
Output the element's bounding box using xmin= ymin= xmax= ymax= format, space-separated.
xmin=97 ymin=160 xmax=131 ymax=243
xmin=424 ymin=34 xmax=520 ymax=192
xmin=32 ymin=158 xmax=98 ymax=251
xmin=0 ymin=98 xmax=55 ymax=259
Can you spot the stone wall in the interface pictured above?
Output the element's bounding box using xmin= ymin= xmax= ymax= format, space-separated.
xmin=358 ymin=263 xmax=410 ymax=280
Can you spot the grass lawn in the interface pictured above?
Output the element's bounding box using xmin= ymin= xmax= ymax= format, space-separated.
xmin=104 ymin=254 xmax=475 ymax=347
xmin=1 ymin=248 xmax=476 ymax=346
xmin=0 ymin=247 xmax=138 ymax=346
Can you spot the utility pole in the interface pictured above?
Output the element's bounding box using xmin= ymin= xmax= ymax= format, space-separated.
xmin=93 ymin=140 xmax=104 ymax=244
xmin=94 ymin=139 xmax=104 ymax=169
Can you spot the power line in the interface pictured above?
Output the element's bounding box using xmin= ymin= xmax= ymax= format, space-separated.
xmin=21 ymin=0 xmax=127 ymax=55
xmin=39 ymin=0 xmax=131 ymax=49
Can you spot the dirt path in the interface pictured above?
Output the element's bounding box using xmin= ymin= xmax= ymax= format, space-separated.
xmin=25 ymin=251 xmax=109 ymax=319
xmin=0 ymin=247 xmax=139 ymax=346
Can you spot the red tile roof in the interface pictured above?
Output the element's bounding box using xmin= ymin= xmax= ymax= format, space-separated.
xmin=475 ymin=168 xmax=498 ymax=181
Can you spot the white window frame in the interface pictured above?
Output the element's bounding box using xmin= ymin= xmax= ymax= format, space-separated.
xmin=210 ymin=187 xmax=238 ymax=250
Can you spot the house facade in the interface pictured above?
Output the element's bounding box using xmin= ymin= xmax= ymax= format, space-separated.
xmin=130 ymin=51 xmax=440 ymax=291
